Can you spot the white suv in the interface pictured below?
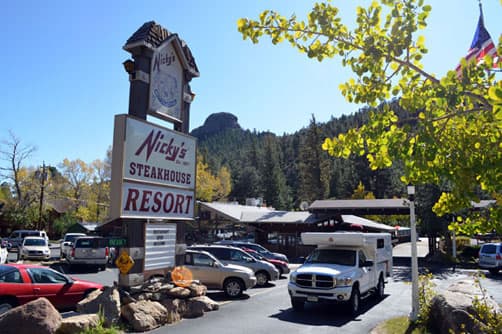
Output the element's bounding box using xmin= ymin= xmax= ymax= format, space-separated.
xmin=479 ymin=242 xmax=502 ymax=274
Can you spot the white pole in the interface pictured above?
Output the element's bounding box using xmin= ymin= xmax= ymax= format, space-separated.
xmin=409 ymin=198 xmax=419 ymax=321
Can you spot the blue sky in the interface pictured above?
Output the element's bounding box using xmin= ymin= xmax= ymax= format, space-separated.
xmin=1 ymin=0 xmax=500 ymax=170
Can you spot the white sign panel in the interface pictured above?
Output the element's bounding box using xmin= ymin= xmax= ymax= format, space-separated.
xmin=121 ymin=181 xmax=194 ymax=219
xmin=145 ymin=223 xmax=176 ymax=271
xmin=124 ymin=117 xmax=195 ymax=189
xmin=149 ymin=41 xmax=183 ymax=120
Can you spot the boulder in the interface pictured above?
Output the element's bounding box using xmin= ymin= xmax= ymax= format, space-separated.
xmin=121 ymin=300 xmax=168 ymax=332
xmin=189 ymin=296 xmax=219 ymax=312
xmin=160 ymin=298 xmax=188 ymax=324
xmin=0 ymin=298 xmax=61 ymax=334
xmin=187 ymin=282 xmax=207 ymax=297
xmin=57 ymin=314 xmax=100 ymax=334
xmin=163 ymin=286 xmax=191 ymax=299
xmin=77 ymin=286 xmax=121 ymax=327
xmin=429 ymin=279 xmax=500 ymax=333
xmin=183 ymin=296 xmax=219 ymax=319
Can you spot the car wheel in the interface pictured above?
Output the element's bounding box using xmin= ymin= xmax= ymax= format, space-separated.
xmin=291 ymin=298 xmax=304 ymax=311
xmin=277 ymin=266 xmax=284 ymax=277
xmin=223 ymin=278 xmax=244 ymax=298
xmin=0 ymin=298 xmax=17 ymax=315
xmin=376 ymin=275 xmax=385 ymax=299
xmin=255 ymin=271 xmax=269 ymax=286
xmin=488 ymin=268 xmax=499 ymax=275
xmin=349 ymin=286 xmax=360 ymax=316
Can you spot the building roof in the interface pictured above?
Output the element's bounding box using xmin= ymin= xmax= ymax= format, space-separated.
xmin=199 ymin=202 xmax=395 ymax=233
xmin=199 ymin=202 xmax=274 ymax=222
xmin=309 ymin=199 xmax=410 ymax=215
xmin=240 ymin=211 xmax=314 ymax=224
xmin=341 ymin=215 xmax=396 ymax=232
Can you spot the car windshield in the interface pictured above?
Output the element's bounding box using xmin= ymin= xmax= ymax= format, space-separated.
xmin=24 ymin=238 xmax=46 ymax=246
xmin=305 ymin=249 xmax=356 ymax=266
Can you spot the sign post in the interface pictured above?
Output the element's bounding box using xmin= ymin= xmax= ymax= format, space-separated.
xmin=109 ymin=21 xmax=199 ymax=288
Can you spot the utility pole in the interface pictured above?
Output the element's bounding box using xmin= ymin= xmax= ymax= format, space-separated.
xmin=37 ymin=162 xmax=47 ymax=231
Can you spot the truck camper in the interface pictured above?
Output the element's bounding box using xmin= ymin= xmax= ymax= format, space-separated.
xmin=288 ymin=232 xmax=393 ymax=315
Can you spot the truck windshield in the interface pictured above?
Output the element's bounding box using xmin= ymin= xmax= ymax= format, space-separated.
xmin=305 ymin=249 xmax=356 ymax=266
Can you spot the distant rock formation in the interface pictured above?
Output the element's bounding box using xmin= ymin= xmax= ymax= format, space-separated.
xmin=190 ymin=112 xmax=242 ymax=138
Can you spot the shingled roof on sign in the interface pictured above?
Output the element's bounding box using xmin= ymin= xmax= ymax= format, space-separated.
xmin=123 ymin=21 xmax=199 ymax=78
xmin=124 ymin=21 xmax=170 ymax=50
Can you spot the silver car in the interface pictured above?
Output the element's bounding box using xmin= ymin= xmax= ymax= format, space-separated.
xmin=66 ymin=236 xmax=109 ymax=270
xmin=189 ymin=245 xmax=280 ymax=286
xmin=184 ymin=250 xmax=257 ymax=298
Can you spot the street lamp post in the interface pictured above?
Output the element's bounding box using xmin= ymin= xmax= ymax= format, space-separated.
xmin=408 ymin=185 xmax=419 ymax=321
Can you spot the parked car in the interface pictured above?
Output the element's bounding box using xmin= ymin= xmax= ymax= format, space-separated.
xmin=479 ymin=242 xmax=502 ymax=274
xmin=189 ymin=245 xmax=279 ymax=286
xmin=0 ymin=241 xmax=8 ymax=264
xmin=215 ymin=240 xmax=289 ymax=263
xmin=66 ymin=236 xmax=109 ymax=270
xmin=242 ymin=248 xmax=290 ymax=276
xmin=183 ymin=250 xmax=257 ymax=298
xmin=60 ymin=233 xmax=87 ymax=259
xmin=19 ymin=237 xmax=51 ymax=261
xmin=0 ymin=263 xmax=103 ymax=314
xmin=6 ymin=230 xmax=49 ymax=251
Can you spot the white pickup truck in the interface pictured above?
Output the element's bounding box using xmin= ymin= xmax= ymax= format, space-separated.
xmin=288 ymin=232 xmax=393 ymax=315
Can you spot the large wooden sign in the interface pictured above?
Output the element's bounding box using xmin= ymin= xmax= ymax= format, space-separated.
xmin=110 ymin=115 xmax=196 ymax=220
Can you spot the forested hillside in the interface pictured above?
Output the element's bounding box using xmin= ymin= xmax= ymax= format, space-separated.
xmin=191 ymin=107 xmax=406 ymax=211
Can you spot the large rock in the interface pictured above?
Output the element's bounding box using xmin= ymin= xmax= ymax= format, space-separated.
xmin=187 ymin=282 xmax=207 ymax=297
xmin=160 ymin=298 xmax=188 ymax=324
xmin=183 ymin=296 xmax=219 ymax=318
xmin=163 ymin=286 xmax=191 ymax=299
xmin=77 ymin=286 xmax=121 ymax=327
xmin=57 ymin=314 xmax=100 ymax=334
xmin=429 ymin=279 xmax=501 ymax=333
xmin=0 ymin=298 xmax=61 ymax=334
xmin=121 ymin=300 xmax=168 ymax=332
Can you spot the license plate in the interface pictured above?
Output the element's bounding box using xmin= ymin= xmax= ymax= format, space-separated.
xmin=307 ymin=296 xmax=318 ymax=302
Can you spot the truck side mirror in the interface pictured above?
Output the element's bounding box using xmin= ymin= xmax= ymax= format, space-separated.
xmin=361 ymin=260 xmax=374 ymax=267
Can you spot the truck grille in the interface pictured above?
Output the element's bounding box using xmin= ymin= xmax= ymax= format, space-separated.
xmin=296 ymin=274 xmax=335 ymax=288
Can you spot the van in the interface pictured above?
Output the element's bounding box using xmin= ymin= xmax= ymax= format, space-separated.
xmin=7 ymin=230 xmax=49 ymax=250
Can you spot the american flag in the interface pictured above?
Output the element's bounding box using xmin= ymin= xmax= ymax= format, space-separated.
xmin=455 ymin=4 xmax=499 ymax=75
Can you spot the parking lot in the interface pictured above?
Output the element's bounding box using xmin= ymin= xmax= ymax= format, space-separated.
xmin=3 ymin=243 xmax=501 ymax=333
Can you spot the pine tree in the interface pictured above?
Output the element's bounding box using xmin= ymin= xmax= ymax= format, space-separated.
xmin=298 ymin=115 xmax=330 ymax=203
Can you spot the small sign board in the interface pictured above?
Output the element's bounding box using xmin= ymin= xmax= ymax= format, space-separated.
xmin=116 ymin=250 xmax=135 ymax=274
xmin=107 ymin=237 xmax=128 ymax=248
xmin=144 ymin=223 xmax=176 ymax=271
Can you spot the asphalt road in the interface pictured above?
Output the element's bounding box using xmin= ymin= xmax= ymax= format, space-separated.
xmin=148 ymin=267 xmax=502 ymax=334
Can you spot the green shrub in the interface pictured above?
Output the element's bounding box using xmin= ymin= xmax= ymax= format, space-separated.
xmin=417 ymin=272 xmax=436 ymax=327
xmin=469 ymin=273 xmax=502 ymax=334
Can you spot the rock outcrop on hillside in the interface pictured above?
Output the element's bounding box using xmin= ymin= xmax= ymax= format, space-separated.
xmin=190 ymin=112 xmax=241 ymax=138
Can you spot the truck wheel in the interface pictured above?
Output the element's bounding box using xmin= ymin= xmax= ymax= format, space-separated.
xmin=376 ymin=275 xmax=385 ymax=299
xmin=349 ymin=286 xmax=360 ymax=316
xmin=488 ymin=268 xmax=499 ymax=275
xmin=223 ymin=278 xmax=244 ymax=298
xmin=291 ymin=298 xmax=304 ymax=311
